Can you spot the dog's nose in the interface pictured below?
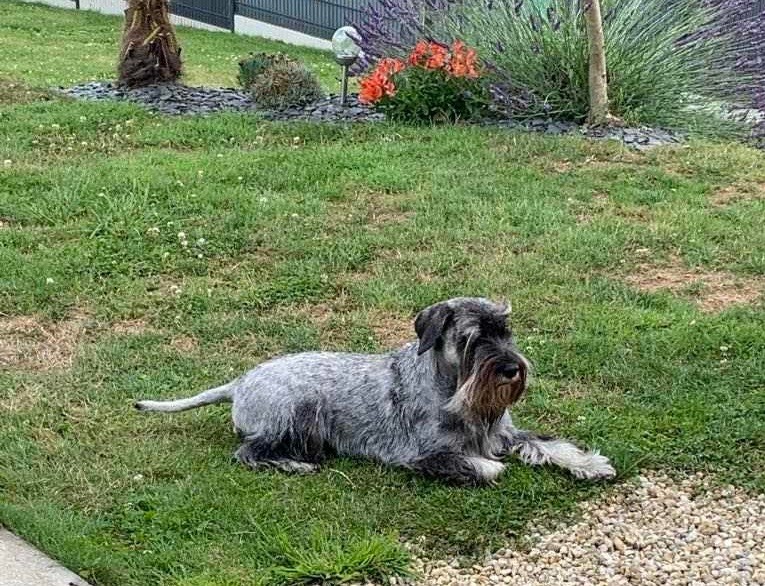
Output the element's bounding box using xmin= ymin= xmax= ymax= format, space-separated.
xmin=498 ymin=363 xmax=520 ymax=379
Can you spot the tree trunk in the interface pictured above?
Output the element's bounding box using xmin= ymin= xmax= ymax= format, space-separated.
xmin=583 ymin=0 xmax=609 ymax=125
xmin=118 ymin=0 xmax=182 ymax=87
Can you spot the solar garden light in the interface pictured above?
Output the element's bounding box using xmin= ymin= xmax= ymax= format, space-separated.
xmin=332 ymin=26 xmax=362 ymax=105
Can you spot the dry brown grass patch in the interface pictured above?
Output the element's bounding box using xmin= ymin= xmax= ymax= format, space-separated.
xmin=0 ymin=312 xmax=89 ymax=371
xmin=0 ymin=77 xmax=56 ymax=105
xmin=367 ymin=309 xmax=413 ymax=350
xmin=0 ymin=380 xmax=47 ymax=414
xmin=112 ymin=318 xmax=151 ymax=335
xmin=285 ymin=297 xmax=356 ymax=349
xmin=625 ymin=257 xmax=763 ymax=312
xmin=329 ymin=188 xmax=415 ymax=230
xmin=169 ymin=335 xmax=199 ymax=354
xmin=710 ymin=182 xmax=765 ymax=207
xmin=545 ymin=153 xmax=646 ymax=175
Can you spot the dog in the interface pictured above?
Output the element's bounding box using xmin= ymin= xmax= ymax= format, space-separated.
xmin=135 ymin=297 xmax=615 ymax=484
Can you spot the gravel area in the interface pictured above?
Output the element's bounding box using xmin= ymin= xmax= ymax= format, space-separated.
xmin=59 ymin=81 xmax=384 ymax=122
xmin=396 ymin=472 xmax=765 ymax=586
xmin=59 ymin=82 xmax=684 ymax=150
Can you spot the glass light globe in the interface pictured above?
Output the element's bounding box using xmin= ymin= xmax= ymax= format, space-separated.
xmin=332 ymin=26 xmax=362 ymax=62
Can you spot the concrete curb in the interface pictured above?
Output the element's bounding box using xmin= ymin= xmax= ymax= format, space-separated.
xmin=0 ymin=528 xmax=91 ymax=586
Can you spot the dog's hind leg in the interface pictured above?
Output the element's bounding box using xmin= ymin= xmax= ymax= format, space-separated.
xmin=234 ymin=399 xmax=328 ymax=474
xmin=234 ymin=438 xmax=322 ymax=474
xmin=497 ymin=418 xmax=615 ymax=480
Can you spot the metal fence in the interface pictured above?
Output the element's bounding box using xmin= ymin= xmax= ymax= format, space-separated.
xmin=171 ymin=0 xmax=235 ymax=30
xmin=65 ymin=0 xmax=765 ymax=40
xmin=237 ymin=0 xmax=366 ymax=39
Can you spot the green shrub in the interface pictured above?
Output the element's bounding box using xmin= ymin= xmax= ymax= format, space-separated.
xmin=381 ymin=66 xmax=488 ymax=124
xmin=426 ymin=0 xmax=745 ymax=134
xmin=237 ymin=52 xmax=323 ymax=109
xmin=237 ymin=52 xmax=284 ymax=90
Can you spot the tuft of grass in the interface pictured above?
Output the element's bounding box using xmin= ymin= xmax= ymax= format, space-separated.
xmin=257 ymin=528 xmax=411 ymax=585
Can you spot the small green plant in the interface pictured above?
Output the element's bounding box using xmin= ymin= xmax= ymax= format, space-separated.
xmin=238 ymin=52 xmax=323 ymax=109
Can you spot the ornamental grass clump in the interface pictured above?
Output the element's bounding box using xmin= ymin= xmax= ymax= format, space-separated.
xmin=358 ymin=40 xmax=488 ymax=123
xmin=433 ymin=0 xmax=751 ymax=132
xmin=238 ymin=52 xmax=323 ymax=110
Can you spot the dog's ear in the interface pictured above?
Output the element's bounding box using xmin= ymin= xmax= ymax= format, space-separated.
xmin=415 ymin=303 xmax=453 ymax=356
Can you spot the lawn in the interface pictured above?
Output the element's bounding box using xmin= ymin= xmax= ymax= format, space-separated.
xmin=1 ymin=2 xmax=764 ymax=585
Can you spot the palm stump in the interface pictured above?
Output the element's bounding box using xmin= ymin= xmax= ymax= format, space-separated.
xmin=118 ymin=0 xmax=182 ymax=86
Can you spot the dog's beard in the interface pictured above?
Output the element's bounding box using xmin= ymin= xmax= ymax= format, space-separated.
xmin=446 ymin=354 xmax=527 ymax=420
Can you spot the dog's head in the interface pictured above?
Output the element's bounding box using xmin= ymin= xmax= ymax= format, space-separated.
xmin=415 ymin=297 xmax=530 ymax=418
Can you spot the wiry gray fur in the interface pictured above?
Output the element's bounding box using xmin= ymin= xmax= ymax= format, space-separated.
xmin=135 ymin=298 xmax=615 ymax=484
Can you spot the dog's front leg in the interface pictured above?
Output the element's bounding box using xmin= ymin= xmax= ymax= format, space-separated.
xmin=496 ymin=416 xmax=615 ymax=480
xmin=408 ymin=451 xmax=506 ymax=485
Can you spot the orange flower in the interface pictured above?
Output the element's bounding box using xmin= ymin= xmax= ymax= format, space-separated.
xmin=408 ymin=40 xmax=449 ymax=70
xmin=425 ymin=44 xmax=448 ymax=70
xmin=447 ymin=40 xmax=479 ymax=78
xmin=358 ymin=58 xmax=406 ymax=104
xmin=408 ymin=40 xmax=430 ymax=66
xmin=378 ymin=57 xmax=406 ymax=76
xmin=359 ymin=76 xmax=384 ymax=104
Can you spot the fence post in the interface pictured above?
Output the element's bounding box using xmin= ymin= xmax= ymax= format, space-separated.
xmin=74 ymin=0 xmax=79 ymax=9
xmin=230 ymin=0 xmax=236 ymax=32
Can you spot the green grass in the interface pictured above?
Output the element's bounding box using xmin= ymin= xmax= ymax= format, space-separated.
xmin=1 ymin=2 xmax=765 ymax=585
xmin=0 ymin=1 xmax=337 ymax=89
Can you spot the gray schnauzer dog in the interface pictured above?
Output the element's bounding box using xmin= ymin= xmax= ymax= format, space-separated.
xmin=135 ymin=298 xmax=615 ymax=485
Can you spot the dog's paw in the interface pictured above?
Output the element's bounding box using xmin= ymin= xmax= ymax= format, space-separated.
xmin=572 ymin=452 xmax=616 ymax=481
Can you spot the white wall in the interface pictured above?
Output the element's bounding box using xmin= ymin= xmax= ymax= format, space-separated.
xmin=17 ymin=0 xmax=331 ymax=49
xmin=234 ymin=15 xmax=331 ymax=51
xmin=20 ymin=0 xmax=72 ymax=8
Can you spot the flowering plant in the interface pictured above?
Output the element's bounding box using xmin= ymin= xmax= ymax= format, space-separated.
xmin=359 ymin=40 xmax=487 ymax=124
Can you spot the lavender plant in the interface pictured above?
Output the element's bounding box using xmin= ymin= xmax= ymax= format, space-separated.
xmin=354 ymin=0 xmax=763 ymax=135
xmin=351 ymin=0 xmax=453 ymax=72
xmin=708 ymin=1 xmax=765 ymax=108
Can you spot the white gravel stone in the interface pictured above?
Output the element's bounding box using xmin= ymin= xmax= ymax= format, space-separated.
xmin=402 ymin=472 xmax=765 ymax=586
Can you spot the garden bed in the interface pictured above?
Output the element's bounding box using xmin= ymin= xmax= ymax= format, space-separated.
xmin=61 ymin=81 xmax=683 ymax=150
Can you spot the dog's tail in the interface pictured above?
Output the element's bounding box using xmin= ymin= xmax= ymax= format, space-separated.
xmin=134 ymin=382 xmax=235 ymax=413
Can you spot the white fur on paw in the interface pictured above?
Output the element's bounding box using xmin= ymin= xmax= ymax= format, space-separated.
xmin=571 ymin=452 xmax=616 ymax=480
xmin=273 ymin=460 xmax=319 ymax=474
xmin=466 ymin=457 xmax=506 ymax=482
